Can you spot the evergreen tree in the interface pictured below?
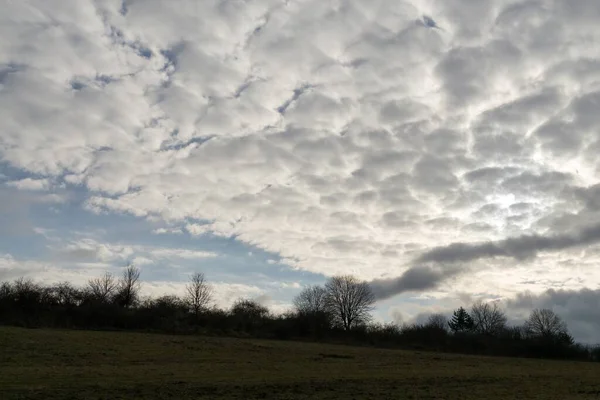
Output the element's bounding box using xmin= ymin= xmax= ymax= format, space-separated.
xmin=448 ymin=307 xmax=474 ymax=333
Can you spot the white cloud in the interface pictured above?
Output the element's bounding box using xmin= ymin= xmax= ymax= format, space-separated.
xmin=279 ymin=282 xmax=302 ymax=289
xmin=0 ymin=253 xmax=110 ymax=286
xmin=50 ymin=238 xmax=218 ymax=265
xmin=152 ymin=227 xmax=183 ymax=235
xmin=148 ymin=248 xmax=217 ymax=260
xmin=6 ymin=178 xmax=50 ymax=191
xmin=4 ymin=0 xmax=600 ymax=335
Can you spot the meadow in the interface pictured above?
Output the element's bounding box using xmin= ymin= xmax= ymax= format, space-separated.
xmin=1 ymin=326 xmax=599 ymax=399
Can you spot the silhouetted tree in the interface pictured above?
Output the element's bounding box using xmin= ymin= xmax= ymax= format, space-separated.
xmin=138 ymin=295 xmax=188 ymax=331
xmin=113 ymin=265 xmax=141 ymax=308
xmin=556 ymin=331 xmax=575 ymax=346
xmin=13 ymin=278 xmax=44 ymax=309
xmin=143 ymin=295 xmax=185 ymax=311
xmin=368 ymin=322 xmax=402 ymax=338
xmin=0 ymin=281 xmax=12 ymax=306
xmin=0 ymin=281 xmax=11 ymax=298
xmin=426 ymin=313 xmax=448 ymax=331
xmin=324 ymin=275 xmax=375 ymax=331
xmin=0 ymin=281 xmax=13 ymax=318
xmin=185 ymin=272 xmax=213 ymax=317
xmin=231 ymin=298 xmax=270 ymax=332
xmin=503 ymin=325 xmax=526 ymax=341
xmin=470 ymin=301 xmax=507 ymax=336
xmin=50 ymin=282 xmax=82 ymax=307
xmin=525 ymin=309 xmax=569 ymax=339
xmin=86 ymin=272 xmax=117 ymax=303
xmin=448 ymin=307 xmax=474 ymax=333
xmin=231 ymin=299 xmax=270 ymax=319
xmin=0 ymin=273 xmax=595 ymax=362
xmin=293 ymin=285 xmax=328 ymax=314
xmin=293 ymin=285 xmax=331 ymax=336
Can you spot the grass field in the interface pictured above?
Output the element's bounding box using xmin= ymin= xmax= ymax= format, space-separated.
xmin=1 ymin=327 xmax=600 ymax=399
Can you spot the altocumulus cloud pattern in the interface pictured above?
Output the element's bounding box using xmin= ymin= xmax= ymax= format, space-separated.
xmin=3 ymin=0 xmax=600 ymax=343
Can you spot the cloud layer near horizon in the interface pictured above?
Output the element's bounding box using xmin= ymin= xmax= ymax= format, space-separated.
xmin=3 ymin=0 xmax=600 ymax=328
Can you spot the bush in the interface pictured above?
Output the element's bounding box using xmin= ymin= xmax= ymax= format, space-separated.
xmin=0 ymin=275 xmax=595 ymax=363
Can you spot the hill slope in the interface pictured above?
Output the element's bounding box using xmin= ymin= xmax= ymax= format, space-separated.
xmin=1 ymin=327 xmax=599 ymax=399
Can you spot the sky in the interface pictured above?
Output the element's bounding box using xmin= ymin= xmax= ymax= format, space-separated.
xmin=2 ymin=0 xmax=600 ymax=343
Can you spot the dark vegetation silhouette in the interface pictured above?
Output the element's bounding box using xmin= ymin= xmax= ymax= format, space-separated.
xmin=324 ymin=275 xmax=375 ymax=331
xmin=185 ymin=272 xmax=213 ymax=318
xmin=0 ymin=269 xmax=598 ymax=362
xmin=470 ymin=301 xmax=508 ymax=336
xmin=448 ymin=307 xmax=474 ymax=333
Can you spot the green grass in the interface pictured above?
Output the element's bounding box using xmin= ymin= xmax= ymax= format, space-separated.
xmin=1 ymin=327 xmax=600 ymax=399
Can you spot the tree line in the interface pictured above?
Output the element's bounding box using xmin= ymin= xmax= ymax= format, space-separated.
xmin=1 ymin=267 xmax=599 ymax=362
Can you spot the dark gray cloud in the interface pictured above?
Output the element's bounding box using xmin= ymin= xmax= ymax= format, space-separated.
xmin=418 ymin=222 xmax=600 ymax=264
xmin=471 ymin=204 xmax=502 ymax=219
xmin=505 ymin=288 xmax=600 ymax=344
xmin=423 ymin=217 xmax=460 ymax=230
xmin=436 ymin=40 xmax=521 ymax=107
xmin=423 ymin=128 xmax=467 ymax=157
xmin=463 ymin=166 xmax=521 ymax=185
xmin=471 ymin=131 xmax=532 ymax=163
xmin=572 ymin=184 xmax=600 ymax=211
xmin=534 ymin=119 xmax=582 ymax=157
xmin=410 ymin=155 xmax=459 ymax=193
xmin=509 ymin=202 xmax=536 ymax=213
xmin=477 ymin=87 xmax=564 ymax=129
xmin=500 ymin=171 xmax=573 ymax=196
xmin=461 ymin=222 xmax=495 ymax=234
xmin=371 ymin=265 xmax=463 ymax=301
xmin=379 ymin=99 xmax=431 ymax=125
xmin=435 ymin=46 xmax=488 ymax=106
xmin=380 ymin=211 xmax=419 ymax=230
xmin=370 ymin=219 xmax=600 ymax=301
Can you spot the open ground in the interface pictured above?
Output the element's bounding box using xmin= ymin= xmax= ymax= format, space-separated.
xmin=1 ymin=327 xmax=600 ymax=399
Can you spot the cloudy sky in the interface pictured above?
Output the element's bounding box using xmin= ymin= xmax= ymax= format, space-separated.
xmin=2 ymin=0 xmax=600 ymax=342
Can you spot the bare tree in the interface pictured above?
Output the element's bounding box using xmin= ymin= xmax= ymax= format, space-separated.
xmin=114 ymin=265 xmax=141 ymax=308
xmin=13 ymin=277 xmax=38 ymax=294
xmin=293 ymin=285 xmax=327 ymax=315
xmin=470 ymin=301 xmax=507 ymax=336
xmin=293 ymin=285 xmax=332 ymax=334
xmin=324 ymin=275 xmax=375 ymax=331
xmin=426 ymin=313 xmax=448 ymax=331
xmin=525 ymin=308 xmax=569 ymax=339
xmin=185 ymin=272 xmax=213 ymax=316
xmin=0 ymin=281 xmax=12 ymax=299
xmin=51 ymin=282 xmax=81 ymax=307
xmin=87 ymin=272 xmax=117 ymax=303
xmin=12 ymin=278 xmax=43 ymax=307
